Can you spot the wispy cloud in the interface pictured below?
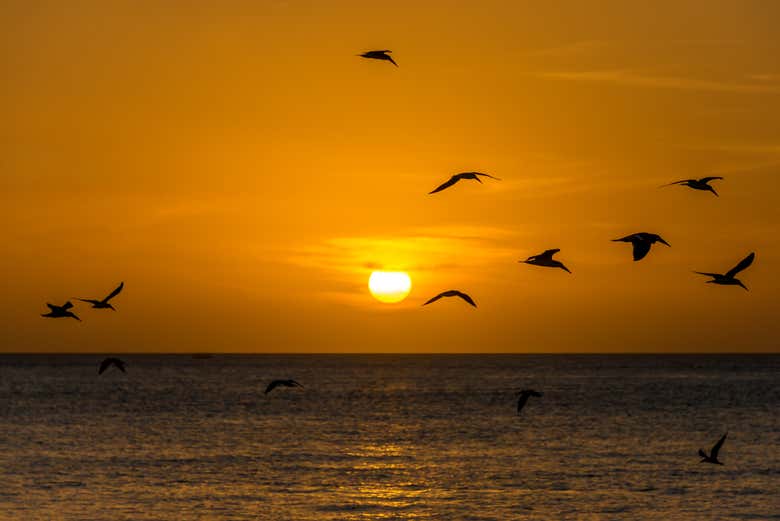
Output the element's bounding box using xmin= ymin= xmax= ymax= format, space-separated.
xmin=525 ymin=40 xmax=609 ymax=58
xmin=535 ymin=69 xmax=780 ymax=94
xmin=291 ymin=225 xmax=519 ymax=276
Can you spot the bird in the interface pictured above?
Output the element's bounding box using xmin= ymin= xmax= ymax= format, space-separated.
xmin=265 ymin=379 xmax=304 ymax=394
xmin=41 ymin=301 xmax=80 ymax=321
xmin=76 ymin=281 xmax=124 ymax=310
xmin=612 ymin=233 xmax=670 ymax=261
xmin=358 ymin=50 xmax=398 ymax=67
xmin=661 ymin=176 xmax=723 ymax=196
xmin=516 ymin=390 xmax=543 ymax=415
xmin=98 ymin=357 xmax=126 ymax=375
xmin=422 ymin=290 xmax=477 ymax=308
xmin=695 ymin=252 xmax=755 ymax=290
xmin=520 ymin=249 xmax=571 ymax=273
xmin=699 ymin=432 xmax=727 ymax=465
xmin=429 ymin=172 xmax=501 ymax=194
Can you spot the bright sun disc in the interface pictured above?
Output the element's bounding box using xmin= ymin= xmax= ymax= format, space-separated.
xmin=368 ymin=271 xmax=412 ymax=303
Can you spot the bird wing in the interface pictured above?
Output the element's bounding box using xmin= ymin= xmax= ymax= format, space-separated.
xmin=387 ymin=55 xmax=398 ymax=67
xmin=62 ymin=301 xmax=74 ymax=310
xmin=104 ymin=282 xmax=124 ymax=302
xmin=455 ymin=291 xmax=477 ymax=307
xmin=290 ymin=379 xmax=304 ymax=388
xmin=726 ymin=252 xmax=754 ymax=278
xmin=632 ymin=240 xmax=652 ymax=261
xmin=98 ymin=358 xmax=111 ymax=375
xmin=423 ymin=293 xmax=446 ymax=306
xmin=265 ymin=381 xmax=280 ymax=394
xmin=699 ymin=176 xmax=724 ymax=183
xmin=698 ymin=448 xmax=707 ymax=459
xmin=655 ymin=235 xmax=670 ymax=247
xmin=660 ymin=179 xmax=693 ymax=187
xmin=517 ymin=394 xmax=529 ymax=412
xmin=115 ymin=359 xmax=126 ymax=372
xmin=429 ymin=176 xmax=459 ymax=194
xmin=694 ymin=271 xmax=720 ymax=277
xmin=710 ymin=432 xmax=727 ymax=459
xmin=473 ymin=172 xmax=502 ymax=180
xmin=76 ymin=298 xmax=101 ymax=305
xmin=47 ymin=303 xmax=58 ymax=311
xmin=541 ymin=248 xmax=560 ymax=259
xmin=527 ymin=390 xmax=543 ymax=397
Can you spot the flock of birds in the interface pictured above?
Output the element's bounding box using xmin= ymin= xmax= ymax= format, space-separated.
xmin=36 ymin=49 xmax=740 ymax=468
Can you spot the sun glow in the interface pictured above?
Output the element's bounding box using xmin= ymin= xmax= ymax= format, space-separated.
xmin=368 ymin=271 xmax=412 ymax=303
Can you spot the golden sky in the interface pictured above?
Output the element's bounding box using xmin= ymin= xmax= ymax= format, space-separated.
xmin=2 ymin=1 xmax=779 ymax=352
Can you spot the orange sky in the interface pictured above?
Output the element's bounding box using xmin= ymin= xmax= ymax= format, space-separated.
xmin=2 ymin=1 xmax=779 ymax=352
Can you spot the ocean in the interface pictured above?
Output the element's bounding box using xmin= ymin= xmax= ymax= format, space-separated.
xmin=0 ymin=355 xmax=777 ymax=520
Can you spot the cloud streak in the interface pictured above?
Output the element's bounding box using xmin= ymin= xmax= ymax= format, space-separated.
xmin=535 ymin=70 xmax=780 ymax=94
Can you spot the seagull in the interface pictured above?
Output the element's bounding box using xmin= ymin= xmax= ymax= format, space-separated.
xmin=76 ymin=281 xmax=124 ymax=310
xmin=520 ymin=249 xmax=571 ymax=273
xmin=429 ymin=172 xmax=501 ymax=194
xmin=612 ymin=233 xmax=670 ymax=261
xmin=98 ymin=357 xmax=126 ymax=375
xmin=358 ymin=50 xmax=398 ymax=67
xmin=699 ymin=432 xmax=727 ymax=465
xmin=661 ymin=177 xmax=723 ymax=196
xmin=422 ymin=290 xmax=477 ymax=307
xmin=265 ymin=379 xmax=304 ymax=394
xmin=41 ymin=301 xmax=80 ymax=321
xmin=695 ymin=252 xmax=755 ymax=290
xmin=516 ymin=390 xmax=543 ymax=415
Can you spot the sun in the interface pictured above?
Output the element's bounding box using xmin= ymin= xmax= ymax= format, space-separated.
xmin=368 ymin=271 xmax=412 ymax=303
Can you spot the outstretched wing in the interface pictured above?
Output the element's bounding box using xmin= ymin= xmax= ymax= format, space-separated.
xmin=632 ymin=240 xmax=652 ymax=261
xmin=47 ymin=303 xmax=58 ymax=311
xmin=429 ymin=176 xmax=459 ymax=194
xmin=423 ymin=293 xmax=446 ymax=306
xmin=265 ymin=380 xmax=281 ymax=394
xmin=104 ymin=282 xmax=124 ymax=302
xmin=62 ymin=301 xmax=74 ymax=310
xmin=541 ymin=248 xmax=560 ymax=259
xmin=386 ymin=55 xmax=398 ymax=67
xmin=455 ymin=291 xmax=477 ymax=307
xmin=76 ymin=298 xmax=101 ymax=305
xmin=694 ymin=271 xmax=720 ymax=277
xmin=726 ymin=252 xmax=754 ymax=278
xmin=710 ymin=432 xmax=727 ymax=459
xmin=660 ymin=179 xmax=694 ymax=187
xmin=98 ymin=358 xmax=112 ymax=375
xmin=516 ymin=394 xmax=530 ymax=413
xmin=472 ymin=172 xmax=502 ymax=180
xmin=114 ymin=359 xmax=126 ymax=373
xmin=699 ymin=176 xmax=723 ymax=183
xmin=290 ymin=379 xmax=304 ymax=388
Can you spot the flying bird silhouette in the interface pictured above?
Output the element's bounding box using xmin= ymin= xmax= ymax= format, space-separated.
xmin=516 ymin=390 xmax=543 ymax=415
xmin=699 ymin=432 xmax=727 ymax=465
xmin=41 ymin=301 xmax=80 ymax=321
xmin=521 ymin=249 xmax=571 ymax=273
xmin=423 ymin=290 xmax=477 ymax=307
xmin=661 ymin=176 xmax=723 ymax=196
xmin=77 ymin=281 xmax=124 ymax=310
xmin=695 ymin=252 xmax=755 ymax=290
xmin=265 ymin=379 xmax=304 ymax=394
xmin=429 ymin=172 xmax=501 ymax=194
xmin=98 ymin=357 xmax=126 ymax=375
xmin=612 ymin=233 xmax=670 ymax=261
xmin=358 ymin=50 xmax=398 ymax=67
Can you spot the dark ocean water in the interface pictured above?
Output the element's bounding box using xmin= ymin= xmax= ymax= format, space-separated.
xmin=0 ymin=355 xmax=778 ymax=520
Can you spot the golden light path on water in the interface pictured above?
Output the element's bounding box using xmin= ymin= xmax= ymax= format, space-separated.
xmin=368 ymin=272 xmax=412 ymax=303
